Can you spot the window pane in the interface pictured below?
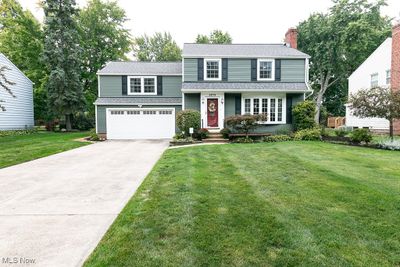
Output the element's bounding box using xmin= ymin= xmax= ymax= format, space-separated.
xmin=130 ymin=78 xmax=141 ymax=93
xmin=387 ymin=70 xmax=391 ymax=85
xmin=253 ymin=99 xmax=259 ymax=115
xmin=244 ymin=99 xmax=251 ymax=114
xmin=259 ymin=61 xmax=272 ymax=79
xmin=262 ymin=99 xmax=268 ymax=118
xmin=144 ymin=78 xmax=155 ymax=93
xmin=371 ymin=74 xmax=378 ymax=87
xmin=206 ymin=60 xmax=219 ymax=79
xmin=277 ymin=99 xmax=283 ymax=122
xmin=270 ymin=99 xmax=276 ymax=121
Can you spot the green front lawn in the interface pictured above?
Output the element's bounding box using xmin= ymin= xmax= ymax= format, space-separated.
xmin=0 ymin=131 xmax=90 ymax=168
xmin=85 ymin=142 xmax=400 ymax=267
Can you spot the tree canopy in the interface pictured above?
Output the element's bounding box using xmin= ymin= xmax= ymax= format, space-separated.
xmin=77 ymin=0 xmax=132 ymax=115
xmin=133 ymin=32 xmax=181 ymax=61
xmin=195 ymin=30 xmax=232 ymax=44
xmin=297 ymin=0 xmax=391 ymax=123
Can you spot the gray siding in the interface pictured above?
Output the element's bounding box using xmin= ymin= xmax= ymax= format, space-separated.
xmin=184 ymin=93 xmax=200 ymax=111
xmin=183 ymin=58 xmax=197 ymax=82
xmin=228 ymin=59 xmax=251 ymax=82
xmin=96 ymin=105 xmax=182 ymax=134
xmin=281 ymin=59 xmax=305 ymax=82
xmin=224 ymin=94 xmax=237 ymax=117
xmin=0 ymin=54 xmax=34 ymax=130
xmin=99 ymin=75 xmax=182 ymax=97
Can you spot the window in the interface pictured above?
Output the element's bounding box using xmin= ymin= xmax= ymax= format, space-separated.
xmin=143 ymin=110 xmax=156 ymax=115
xmin=204 ymin=59 xmax=221 ymax=80
xmin=386 ymin=70 xmax=391 ymax=85
xmin=244 ymin=99 xmax=251 ymax=114
xmin=111 ymin=110 xmax=124 ymax=115
xmin=253 ymin=99 xmax=260 ymax=115
xmin=243 ymin=97 xmax=285 ymax=123
xmin=128 ymin=76 xmax=157 ymax=95
xmin=127 ymin=110 xmax=140 ymax=115
xmin=257 ymin=59 xmax=275 ymax=81
xmin=371 ymin=73 xmax=378 ymax=87
xmin=159 ymin=110 xmax=173 ymax=115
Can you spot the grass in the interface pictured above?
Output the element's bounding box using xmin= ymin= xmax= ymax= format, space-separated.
xmin=0 ymin=131 xmax=90 ymax=168
xmin=84 ymin=142 xmax=400 ymax=267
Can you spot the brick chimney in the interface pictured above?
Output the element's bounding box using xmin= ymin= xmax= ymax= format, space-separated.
xmin=391 ymin=21 xmax=400 ymax=134
xmin=285 ymin=28 xmax=298 ymax=49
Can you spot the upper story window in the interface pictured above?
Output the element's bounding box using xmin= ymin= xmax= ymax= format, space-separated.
xmin=257 ymin=59 xmax=275 ymax=81
xmin=204 ymin=59 xmax=221 ymax=80
xmin=370 ymin=73 xmax=378 ymax=87
xmin=386 ymin=70 xmax=391 ymax=85
xmin=128 ymin=76 xmax=157 ymax=95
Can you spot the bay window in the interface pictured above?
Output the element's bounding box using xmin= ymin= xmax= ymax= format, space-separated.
xmin=243 ymin=96 xmax=285 ymax=123
xmin=128 ymin=76 xmax=157 ymax=95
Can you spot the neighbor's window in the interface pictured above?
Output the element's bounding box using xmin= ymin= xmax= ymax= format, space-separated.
xmin=204 ymin=59 xmax=221 ymax=80
xmin=370 ymin=73 xmax=378 ymax=87
xmin=386 ymin=70 xmax=391 ymax=85
xmin=242 ymin=97 xmax=284 ymax=123
xmin=128 ymin=76 xmax=157 ymax=95
xmin=258 ymin=59 xmax=275 ymax=80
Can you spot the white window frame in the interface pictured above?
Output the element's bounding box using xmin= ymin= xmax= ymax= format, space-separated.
xmin=386 ymin=69 xmax=391 ymax=85
xmin=241 ymin=96 xmax=286 ymax=124
xmin=257 ymin=59 xmax=275 ymax=81
xmin=127 ymin=76 xmax=157 ymax=95
xmin=204 ymin=58 xmax=222 ymax=81
xmin=370 ymin=73 xmax=378 ymax=88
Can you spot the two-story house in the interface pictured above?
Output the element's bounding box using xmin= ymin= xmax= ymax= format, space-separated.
xmin=95 ymin=28 xmax=312 ymax=139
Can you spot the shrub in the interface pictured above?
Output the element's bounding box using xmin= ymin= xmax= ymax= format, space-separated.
xmin=233 ymin=137 xmax=254 ymax=143
xmin=173 ymin=132 xmax=186 ymax=140
xmin=220 ymin=128 xmax=231 ymax=139
xmin=349 ymin=128 xmax=372 ymax=144
xmin=0 ymin=128 xmax=38 ymax=137
xmin=292 ymin=100 xmax=317 ymax=130
xmin=377 ymin=139 xmax=400 ymax=150
xmin=334 ymin=128 xmax=348 ymax=137
xmin=225 ymin=114 xmax=267 ymax=137
xmin=294 ymin=128 xmax=321 ymax=141
xmin=196 ymin=128 xmax=209 ymax=140
xmin=89 ymin=129 xmax=100 ymax=141
xmin=72 ymin=112 xmax=94 ymax=131
xmin=176 ymin=110 xmax=201 ymax=136
xmin=263 ymin=135 xmax=293 ymax=142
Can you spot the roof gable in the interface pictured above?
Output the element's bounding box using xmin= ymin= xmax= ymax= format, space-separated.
xmin=0 ymin=53 xmax=33 ymax=84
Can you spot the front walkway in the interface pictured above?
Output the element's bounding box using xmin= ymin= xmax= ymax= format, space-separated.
xmin=0 ymin=140 xmax=168 ymax=267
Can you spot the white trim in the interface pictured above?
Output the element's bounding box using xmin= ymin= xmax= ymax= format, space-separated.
xmin=204 ymin=58 xmax=222 ymax=81
xmin=96 ymin=73 xmax=181 ymax=76
xmin=182 ymin=55 xmax=310 ymax=59
xmin=182 ymin=92 xmax=185 ymax=110
xmin=98 ymin=74 xmax=101 ymax=97
xmin=200 ymin=92 xmax=225 ymax=131
xmin=257 ymin=58 xmax=275 ymax=81
xmin=94 ymin=102 xmax=181 ymax=106
xmin=127 ymin=76 xmax=157 ymax=95
xmin=241 ymin=93 xmax=286 ymax=124
xmin=95 ymin=105 xmax=98 ymax=133
xmin=182 ymin=88 xmax=310 ymax=93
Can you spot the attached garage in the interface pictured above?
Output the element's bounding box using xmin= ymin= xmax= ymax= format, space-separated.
xmin=106 ymin=108 xmax=176 ymax=139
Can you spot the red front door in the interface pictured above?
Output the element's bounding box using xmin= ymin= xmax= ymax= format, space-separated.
xmin=207 ymin=98 xmax=218 ymax=127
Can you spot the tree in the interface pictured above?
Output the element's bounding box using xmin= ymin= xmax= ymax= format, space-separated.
xmin=225 ymin=114 xmax=267 ymax=138
xmin=133 ymin=32 xmax=181 ymax=61
xmin=0 ymin=0 xmax=48 ymax=121
xmin=77 ymin=0 xmax=132 ymax=115
xmin=297 ymin=0 xmax=391 ymax=124
xmin=42 ymin=0 xmax=85 ymax=131
xmin=0 ymin=65 xmax=15 ymax=111
xmin=349 ymin=87 xmax=400 ymax=140
xmin=195 ymin=30 xmax=232 ymax=44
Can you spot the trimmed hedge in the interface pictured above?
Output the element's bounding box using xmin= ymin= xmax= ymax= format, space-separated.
xmin=0 ymin=128 xmax=38 ymax=137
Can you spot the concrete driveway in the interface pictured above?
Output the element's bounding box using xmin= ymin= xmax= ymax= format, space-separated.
xmin=0 ymin=140 xmax=169 ymax=267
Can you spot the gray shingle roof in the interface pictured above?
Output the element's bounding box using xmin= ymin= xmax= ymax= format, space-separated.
xmin=97 ymin=62 xmax=182 ymax=75
xmin=182 ymin=82 xmax=309 ymax=91
xmin=94 ymin=97 xmax=182 ymax=105
xmin=183 ymin=43 xmax=310 ymax=58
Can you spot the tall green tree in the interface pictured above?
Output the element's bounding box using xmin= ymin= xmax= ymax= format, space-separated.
xmin=133 ymin=32 xmax=181 ymax=61
xmin=0 ymin=0 xmax=48 ymax=120
xmin=77 ymin=0 xmax=132 ymax=115
xmin=297 ymin=0 xmax=391 ymax=123
xmin=42 ymin=0 xmax=84 ymax=131
xmin=195 ymin=30 xmax=232 ymax=44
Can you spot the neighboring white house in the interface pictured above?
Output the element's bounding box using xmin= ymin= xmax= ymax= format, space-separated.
xmin=0 ymin=53 xmax=34 ymax=130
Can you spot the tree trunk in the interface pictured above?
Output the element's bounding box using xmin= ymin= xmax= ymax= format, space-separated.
xmin=314 ymin=91 xmax=324 ymax=124
xmin=65 ymin=114 xmax=72 ymax=132
xmin=389 ymin=119 xmax=394 ymax=141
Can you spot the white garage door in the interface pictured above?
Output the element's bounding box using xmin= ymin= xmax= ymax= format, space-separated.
xmin=106 ymin=108 xmax=175 ymax=139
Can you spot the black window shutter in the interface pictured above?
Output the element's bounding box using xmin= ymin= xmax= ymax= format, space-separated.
xmin=251 ymin=59 xmax=257 ymax=81
xmin=275 ymin=59 xmax=281 ymax=81
xmin=122 ymin=75 xmax=127 ymax=95
xmin=197 ymin=58 xmax=204 ymax=81
xmin=235 ymin=94 xmax=242 ymax=114
xmin=286 ymin=96 xmax=293 ymax=124
xmin=222 ymin=58 xmax=228 ymax=81
xmin=157 ymin=76 xmax=162 ymax=95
